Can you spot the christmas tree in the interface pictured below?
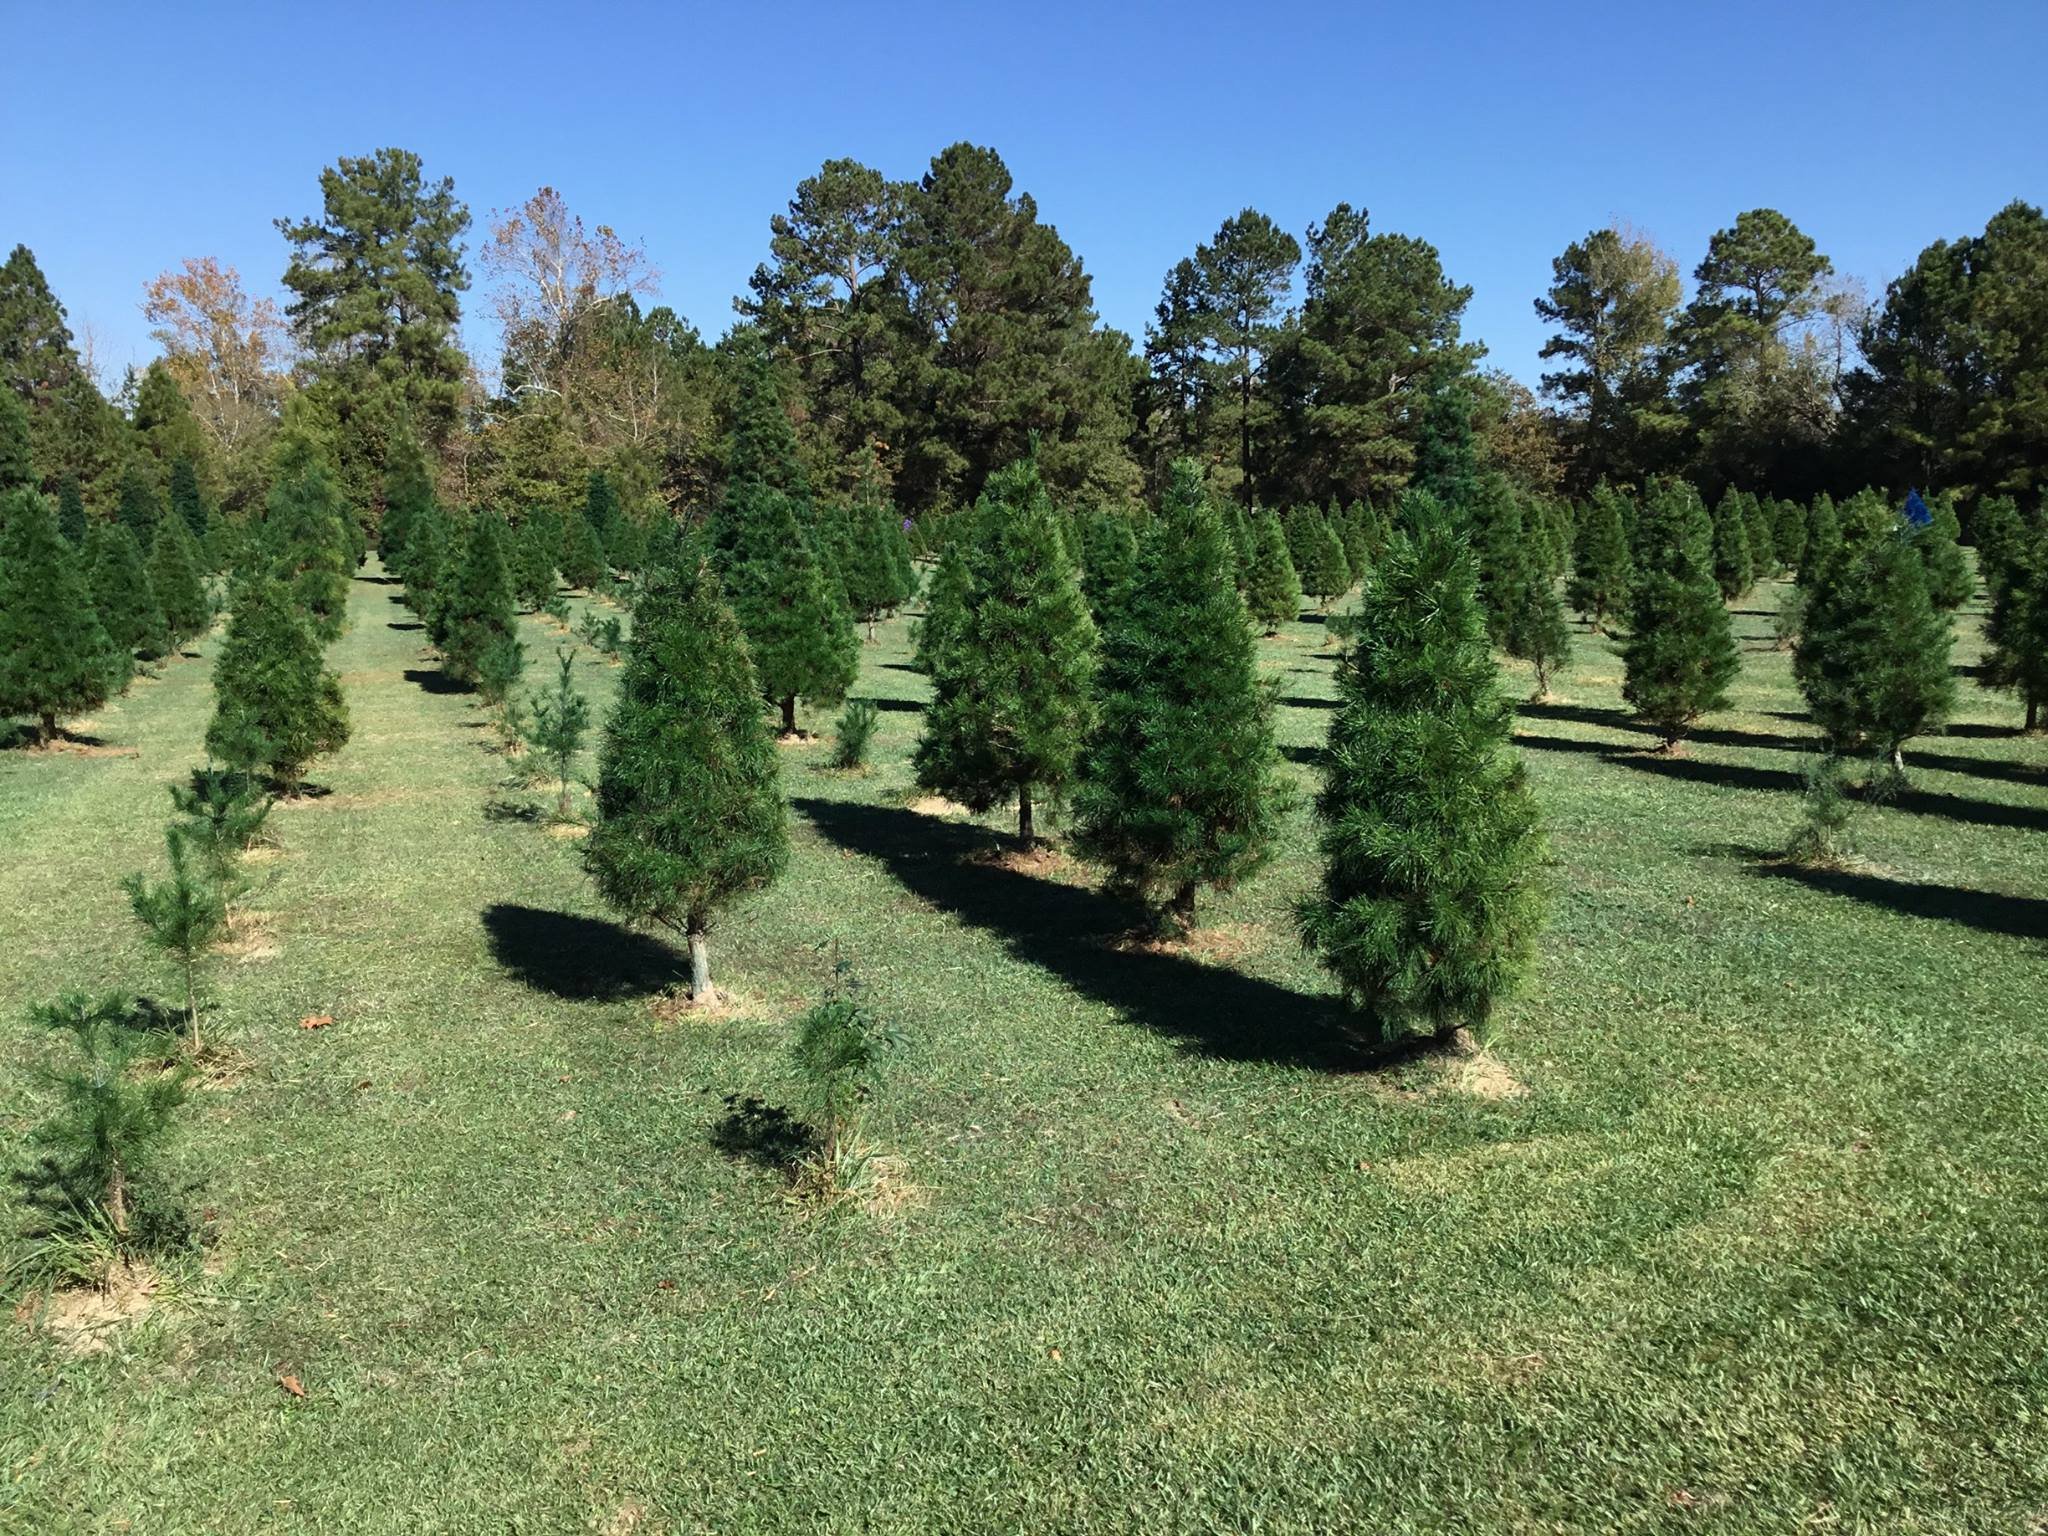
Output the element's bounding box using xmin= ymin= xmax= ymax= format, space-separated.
xmin=723 ymin=482 xmax=858 ymax=735
xmin=1567 ymin=483 xmax=1634 ymax=632
xmin=1298 ymin=521 xmax=1547 ymax=1043
xmin=1241 ymin=508 xmax=1302 ymax=635
xmin=1709 ymin=487 xmax=1754 ymax=599
xmin=585 ymin=550 xmax=787 ymax=1003
xmin=1622 ymin=479 xmax=1740 ymax=748
xmin=439 ymin=513 xmax=520 ymax=687
xmin=205 ymin=574 xmax=350 ymax=793
xmin=1073 ymin=460 xmax=1282 ymax=931
xmin=0 ymin=488 xmax=112 ymax=743
xmin=86 ymin=521 xmax=169 ymax=666
xmin=148 ymin=514 xmax=211 ymax=650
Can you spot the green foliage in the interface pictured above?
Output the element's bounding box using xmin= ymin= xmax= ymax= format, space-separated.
xmin=1783 ymin=753 xmax=1857 ymax=867
xmin=439 ymin=514 xmax=519 ymax=687
xmin=474 ymin=631 xmax=527 ymax=719
xmin=205 ymin=574 xmax=350 ymax=792
xmin=86 ymin=521 xmax=169 ymax=666
xmin=1770 ymin=496 xmax=1809 ymax=573
xmin=1567 ymin=483 xmax=1635 ymax=630
xmin=167 ymin=456 xmax=208 ymax=547
xmin=1298 ymin=522 xmax=1547 ymax=1041
xmin=605 ymin=510 xmax=648 ymax=576
xmin=526 ymin=647 xmax=591 ymax=818
xmin=1806 ymin=493 xmax=1840 ymax=569
xmin=1795 ymin=514 xmax=1955 ymax=771
xmin=1742 ymin=491 xmax=1778 ymax=577
xmin=0 ymin=383 xmax=32 ymax=491
xmin=559 ymin=508 xmax=606 ymax=590
xmin=116 ymin=461 xmax=162 ymax=543
xmin=1621 ymin=479 xmax=1740 ymax=746
xmin=1916 ymin=493 xmax=1973 ymax=610
xmin=575 ymin=610 xmax=625 ymax=657
xmin=54 ymin=477 xmax=85 ymax=546
xmin=789 ymin=960 xmax=899 ymax=1171
xmin=147 ymin=515 xmax=210 ymax=650
xmin=509 ymin=508 xmax=560 ymax=610
xmin=1079 ymin=509 xmax=1139 ymax=620
xmin=379 ymin=427 xmax=436 ymax=572
xmin=1073 ymin=460 xmax=1283 ymax=929
xmin=1464 ymin=473 xmax=1528 ymax=643
xmin=831 ymin=698 xmax=880 ymax=770
xmin=399 ymin=498 xmax=451 ymax=626
xmin=20 ymin=994 xmax=189 ymax=1242
xmin=723 ymin=480 xmax=858 ymax=731
xmin=0 ymin=488 xmax=112 ymax=741
xmin=1298 ymin=507 xmax=1353 ymax=608
xmin=837 ymin=483 xmax=916 ymax=631
xmin=263 ymin=460 xmax=353 ymax=643
xmin=1709 ymin=487 xmax=1755 ymax=599
xmin=1981 ymin=506 xmax=2048 ymax=731
xmin=121 ymin=833 xmax=227 ymax=1049
xmin=913 ymin=459 xmax=1097 ymax=841
xmin=167 ymin=767 xmax=271 ymax=895
xmin=1241 ymin=509 xmax=1302 ymax=634
xmin=1498 ymin=540 xmax=1572 ymax=698
xmin=586 ymin=551 xmax=787 ymax=994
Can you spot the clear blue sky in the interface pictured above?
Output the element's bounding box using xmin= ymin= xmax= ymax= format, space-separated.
xmin=5 ymin=0 xmax=2044 ymax=393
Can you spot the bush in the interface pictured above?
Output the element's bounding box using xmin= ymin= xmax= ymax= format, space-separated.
xmin=790 ymin=961 xmax=899 ymax=1181
xmin=1784 ymin=754 xmax=1857 ymax=866
xmin=831 ymin=698 xmax=880 ymax=770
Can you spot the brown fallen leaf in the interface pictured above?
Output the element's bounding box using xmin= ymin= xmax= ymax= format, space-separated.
xmin=298 ymin=1014 xmax=334 ymax=1031
xmin=278 ymin=1373 xmax=306 ymax=1398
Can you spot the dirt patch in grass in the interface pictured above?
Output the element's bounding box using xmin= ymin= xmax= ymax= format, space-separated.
xmin=274 ymin=788 xmax=417 ymax=812
xmin=544 ymin=821 xmax=590 ymax=840
xmin=648 ymin=986 xmax=759 ymax=1024
xmin=1448 ymin=1046 xmax=1528 ymax=1101
xmin=907 ymin=794 xmax=970 ymax=818
xmin=30 ymin=1261 xmax=159 ymax=1355
xmin=1114 ymin=923 xmax=1263 ymax=964
xmin=218 ymin=919 xmax=281 ymax=964
xmin=858 ymin=1155 xmax=927 ymax=1219
xmin=43 ymin=739 xmax=140 ymax=759
xmin=968 ymin=844 xmax=1070 ymax=878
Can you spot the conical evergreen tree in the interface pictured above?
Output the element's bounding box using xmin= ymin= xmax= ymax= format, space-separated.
xmin=559 ymin=507 xmax=606 ymax=591
xmin=914 ymin=458 xmax=1097 ymax=843
xmin=1709 ymin=487 xmax=1754 ymax=599
xmin=1622 ymin=479 xmax=1741 ymax=748
xmin=167 ymin=455 xmax=208 ymax=547
xmin=1334 ymin=497 xmax=1371 ymax=585
xmin=841 ymin=484 xmax=916 ymax=637
xmin=379 ymin=428 xmax=436 ymax=574
xmin=1073 ymin=461 xmax=1282 ymax=930
xmin=510 ymin=508 xmax=560 ymax=611
xmin=1242 ymin=509 xmax=1302 ymax=634
xmin=401 ymin=499 xmax=452 ymax=629
xmin=1298 ymin=521 xmax=1547 ymax=1043
xmin=54 ymin=477 xmax=85 ymax=546
xmin=913 ymin=534 xmax=972 ymax=679
xmin=0 ymin=489 xmax=112 ymax=743
xmin=1982 ymin=507 xmax=2048 ymax=731
xmin=439 ymin=513 xmax=519 ymax=687
xmin=116 ymin=461 xmax=161 ymax=544
xmin=585 ymin=548 xmax=787 ymax=1002
xmin=1567 ymin=483 xmax=1634 ymax=632
xmin=1741 ymin=491 xmax=1778 ymax=578
xmin=606 ymin=510 xmax=648 ymax=576
xmin=1805 ymin=493 xmax=1840 ymax=571
xmin=148 ymin=515 xmax=210 ymax=650
xmin=1500 ymin=534 xmax=1572 ymax=700
xmin=0 ymin=384 xmax=32 ymax=492
xmin=1915 ymin=492 xmax=1973 ymax=611
xmin=1796 ymin=511 xmax=1955 ymax=775
xmin=583 ymin=469 xmax=621 ymax=549
xmin=1465 ymin=473 xmax=1528 ymax=643
xmin=264 ymin=460 xmax=352 ymax=642
xmin=86 ymin=521 xmax=168 ymax=666
xmin=1300 ymin=508 xmax=1352 ymax=610
xmin=205 ymin=574 xmax=349 ymax=792
xmin=1079 ymin=509 xmax=1139 ymax=622
xmin=724 ymin=482 xmax=858 ymax=735
xmin=1771 ymin=496 xmax=1809 ymax=574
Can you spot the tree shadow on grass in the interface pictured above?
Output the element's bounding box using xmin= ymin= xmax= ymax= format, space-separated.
xmin=710 ymin=1094 xmax=817 ymax=1172
xmin=794 ymin=797 xmax=1387 ymax=1073
xmin=1279 ymin=743 xmax=1323 ymax=767
xmin=387 ymin=620 xmax=424 ymax=633
xmin=1278 ymin=695 xmax=1338 ymax=711
xmin=1517 ymin=699 xmax=1814 ymax=753
xmin=481 ymin=903 xmax=684 ymax=1001
xmin=0 ymin=723 xmax=112 ymax=751
xmin=355 ymin=573 xmax=403 ymax=586
xmin=870 ymin=697 xmax=926 ymax=713
xmin=1751 ymin=862 xmax=2048 ymax=942
xmin=403 ymin=667 xmax=470 ymax=696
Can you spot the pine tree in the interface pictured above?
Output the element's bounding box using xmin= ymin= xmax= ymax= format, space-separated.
xmin=264 ymin=460 xmax=352 ymax=642
xmin=1567 ymin=482 xmax=1634 ymax=631
xmin=1500 ymin=538 xmax=1572 ymax=700
xmin=1335 ymin=497 xmax=1372 ymax=583
xmin=205 ymin=574 xmax=350 ymax=793
xmin=583 ymin=470 xmax=621 ymax=549
xmin=1982 ymin=508 xmax=2048 ymax=731
xmin=528 ymin=645 xmax=591 ymax=819
xmin=1796 ymin=512 xmax=1955 ymax=776
xmin=1073 ymin=461 xmax=1282 ymax=931
xmin=1709 ymin=487 xmax=1754 ymax=599
xmin=1622 ymin=479 xmax=1741 ymax=748
xmin=1806 ymin=493 xmax=1840 ymax=570
xmin=838 ymin=483 xmax=916 ymax=638
xmin=0 ymin=488 xmax=112 ymax=742
xmin=116 ymin=461 xmax=162 ymax=543
xmin=1241 ymin=508 xmax=1302 ymax=634
xmin=558 ymin=507 xmax=606 ymax=590
xmin=0 ymin=383 xmax=31 ymax=491
xmin=1298 ymin=521 xmax=1546 ymax=1043
xmin=606 ymin=510 xmax=648 ymax=577
xmin=400 ymin=498 xmax=452 ymax=628
xmin=1079 ymin=509 xmax=1139 ymax=621
xmin=1299 ymin=507 xmax=1352 ymax=610
xmin=1771 ymin=496 xmax=1809 ymax=574
xmin=585 ymin=550 xmax=787 ymax=1002
xmin=379 ymin=428 xmax=436 ymax=575
xmin=724 ymin=483 xmax=859 ymax=735
xmin=510 ymin=508 xmax=561 ymax=611
xmin=86 ymin=521 xmax=169 ymax=666
xmin=148 ymin=515 xmax=210 ymax=650
xmin=914 ymin=534 xmax=972 ymax=679
xmin=914 ymin=458 xmax=1097 ymax=843
xmin=122 ymin=832 xmax=227 ymax=1051
xmin=1464 ymin=473 xmax=1528 ymax=643
xmin=439 ymin=513 xmax=519 ymax=687
xmin=1916 ymin=492 xmax=1973 ymax=610
xmin=167 ymin=456 xmax=209 ymax=549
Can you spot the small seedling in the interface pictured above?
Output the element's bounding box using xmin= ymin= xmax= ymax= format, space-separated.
xmin=122 ymin=832 xmax=227 ymax=1052
xmin=527 ymin=647 xmax=591 ymax=818
xmin=831 ymin=698 xmax=880 ymax=771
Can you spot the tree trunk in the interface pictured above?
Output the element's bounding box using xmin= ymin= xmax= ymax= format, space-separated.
xmin=1240 ymin=363 xmax=1253 ymax=504
xmin=688 ymin=922 xmax=714 ymax=1004
xmin=1892 ymin=744 xmax=1907 ymax=777
xmin=780 ymin=696 xmax=797 ymax=736
xmin=185 ymin=955 xmax=201 ymax=1055
xmin=558 ymin=779 xmax=573 ymax=819
xmin=108 ymin=1160 xmax=128 ymax=1237
xmin=2028 ymin=698 xmax=2040 ymax=734
xmin=38 ymin=711 xmax=56 ymax=748
xmin=1017 ymin=783 xmax=1035 ymax=847
xmin=1167 ymin=881 xmax=1198 ymax=935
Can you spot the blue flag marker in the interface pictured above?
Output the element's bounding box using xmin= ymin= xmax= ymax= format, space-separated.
xmin=1903 ymin=489 xmax=1933 ymax=528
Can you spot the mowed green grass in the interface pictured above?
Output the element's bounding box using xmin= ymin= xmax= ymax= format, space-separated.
xmin=2 ymin=562 xmax=2046 ymax=1534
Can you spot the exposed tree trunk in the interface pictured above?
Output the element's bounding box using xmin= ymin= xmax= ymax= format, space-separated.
xmin=780 ymin=696 xmax=797 ymax=736
xmin=2028 ymin=697 xmax=2040 ymax=734
xmin=688 ymin=921 xmax=714 ymax=1004
xmin=185 ymin=955 xmax=201 ymax=1055
xmin=38 ymin=711 xmax=56 ymax=748
xmin=1891 ymin=744 xmax=1907 ymax=777
xmin=1017 ymin=782 xmax=1035 ymax=847
xmin=108 ymin=1160 xmax=128 ymax=1236
xmin=1168 ymin=881 xmax=1198 ymax=935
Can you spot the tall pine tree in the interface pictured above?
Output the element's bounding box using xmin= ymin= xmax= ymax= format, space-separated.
xmin=205 ymin=574 xmax=350 ymax=792
xmin=148 ymin=515 xmax=210 ymax=651
xmin=86 ymin=521 xmax=169 ymax=667
xmin=1241 ymin=508 xmax=1302 ymax=634
xmin=0 ymin=489 xmax=112 ymax=743
xmin=1073 ymin=461 xmax=1283 ymax=931
xmin=439 ymin=513 xmax=519 ymax=687
xmin=1622 ymin=479 xmax=1740 ymax=748
xmin=1567 ymin=482 xmax=1634 ymax=632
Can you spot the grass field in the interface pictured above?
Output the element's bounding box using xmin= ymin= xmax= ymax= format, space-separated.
xmin=2 ymin=563 xmax=2046 ymax=1533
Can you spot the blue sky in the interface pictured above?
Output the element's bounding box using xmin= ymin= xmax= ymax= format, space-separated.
xmin=4 ymin=0 xmax=2044 ymax=393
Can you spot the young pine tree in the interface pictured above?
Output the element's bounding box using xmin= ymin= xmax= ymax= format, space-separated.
xmin=0 ymin=489 xmax=113 ymax=743
xmin=1298 ymin=522 xmax=1547 ymax=1044
xmin=264 ymin=460 xmax=353 ymax=642
xmin=122 ymin=832 xmax=227 ymax=1052
xmin=914 ymin=459 xmax=1097 ymax=845
xmin=585 ymin=552 xmax=787 ymax=1003
xmin=148 ymin=515 xmax=210 ymax=651
xmin=1709 ymin=487 xmax=1755 ymax=599
xmin=1771 ymin=497 xmax=1809 ymax=575
xmin=1073 ymin=460 xmax=1283 ymax=932
xmin=55 ymin=478 xmax=87 ymax=547
xmin=527 ymin=646 xmax=591 ymax=819
xmin=1795 ymin=514 xmax=1955 ymax=777
xmin=1806 ymin=493 xmax=1841 ymax=571
xmin=1079 ymin=509 xmax=1140 ymax=622
xmin=0 ymin=383 xmax=32 ymax=491
xmin=379 ymin=428 xmax=436 ymax=575
xmin=510 ymin=508 xmax=561 ymax=611
xmin=205 ymin=575 xmax=350 ymax=793
xmin=86 ymin=521 xmax=170 ymax=666
xmin=1622 ymin=480 xmax=1740 ymax=748
xmin=724 ymin=483 xmax=859 ymax=735
xmin=1500 ymin=539 xmax=1573 ymax=701
xmin=1303 ymin=510 xmax=1353 ymax=611
xmin=1464 ymin=473 xmax=1528 ymax=645
xmin=1741 ymin=491 xmax=1779 ymax=578
xmin=1242 ymin=509 xmax=1302 ymax=634
xmin=439 ymin=513 xmax=520 ymax=687
xmin=1916 ymin=492 xmax=1974 ymax=611
xmin=1981 ymin=503 xmax=2048 ymax=730
xmin=1567 ymin=483 xmax=1634 ymax=632
xmin=559 ymin=509 xmax=607 ymax=591
xmin=583 ymin=469 xmax=621 ymax=549
xmin=839 ymin=482 xmax=916 ymax=639
xmin=168 ymin=456 xmax=208 ymax=546
xmin=400 ymin=499 xmax=452 ymax=627
xmin=116 ymin=461 xmax=162 ymax=544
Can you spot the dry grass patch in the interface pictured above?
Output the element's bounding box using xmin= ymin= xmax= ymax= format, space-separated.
xmin=23 ymin=1260 xmax=160 ymax=1355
